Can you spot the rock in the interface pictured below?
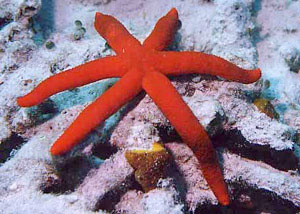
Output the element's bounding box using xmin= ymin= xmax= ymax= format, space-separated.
xmin=279 ymin=44 xmax=300 ymax=73
xmin=125 ymin=142 xmax=171 ymax=192
xmin=115 ymin=190 xmax=144 ymax=214
xmin=115 ymin=179 xmax=185 ymax=214
xmin=77 ymin=151 xmax=134 ymax=211
xmin=283 ymin=108 xmax=300 ymax=145
xmin=223 ymin=150 xmax=300 ymax=213
xmin=253 ymin=97 xmax=279 ymax=119
xmin=0 ymin=0 xmax=40 ymax=72
xmin=192 ymin=80 xmax=298 ymax=171
xmin=166 ymin=142 xmax=300 ymax=213
xmin=211 ymin=0 xmax=258 ymax=69
xmin=141 ymin=179 xmax=185 ymax=214
xmin=110 ymin=93 xmax=226 ymax=149
xmin=0 ymin=0 xmax=300 ymax=213
xmin=108 ymin=79 xmax=299 ymax=212
xmin=110 ymin=95 xmax=167 ymax=149
xmin=184 ymin=95 xmax=226 ymax=137
xmin=0 ymin=116 xmax=12 ymax=142
xmin=165 ymin=142 xmax=218 ymax=211
xmin=0 ymin=132 xmax=25 ymax=163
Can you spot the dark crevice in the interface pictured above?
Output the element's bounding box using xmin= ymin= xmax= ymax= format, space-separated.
xmin=194 ymin=203 xmax=223 ymax=214
xmin=229 ymin=181 xmax=299 ymax=214
xmin=40 ymin=156 xmax=95 ymax=193
xmin=122 ymin=91 xmax=147 ymax=115
xmin=95 ymin=174 xmax=136 ymax=212
xmin=0 ymin=132 xmax=26 ymax=164
xmin=167 ymin=143 xmax=300 ymax=214
xmin=164 ymin=151 xmax=189 ymax=212
xmin=24 ymin=6 xmax=37 ymax=14
xmin=0 ymin=16 xmax=13 ymax=30
xmin=194 ymin=181 xmax=299 ymax=214
xmin=153 ymin=123 xmax=181 ymax=143
xmin=92 ymin=143 xmax=118 ymax=160
xmin=26 ymin=99 xmax=58 ymax=126
xmin=212 ymin=130 xmax=299 ymax=171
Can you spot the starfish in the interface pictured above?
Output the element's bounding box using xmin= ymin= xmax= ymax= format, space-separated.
xmin=17 ymin=8 xmax=261 ymax=206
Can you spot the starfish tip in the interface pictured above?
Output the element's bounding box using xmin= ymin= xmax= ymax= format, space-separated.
xmin=16 ymin=96 xmax=31 ymax=107
xmin=168 ymin=8 xmax=178 ymax=17
xmin=50 ymin=147 xmax=59 ymax=156
xmin=219 ymin=196 xmax=230 ymax=206
xmin=255 ymin=68 xmax=262 ymax=79
xmin=95 ymin=12 xmax=103 ymax=19
xmin=16 ymin=97 xmax=24 ymax=107
xmin=50 ymin=142 xmax=66 ymax=156
xmin=248 ymin=68 xmax=262 ymax=83
xmin=94 ymin=12 xmax=105 ymax=33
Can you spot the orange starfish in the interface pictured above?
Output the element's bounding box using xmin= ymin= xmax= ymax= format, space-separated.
xmin=17 ymin=8 xmax=261 ymax=205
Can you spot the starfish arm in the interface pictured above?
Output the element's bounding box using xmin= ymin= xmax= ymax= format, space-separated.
xmin=155 ymin=51 xmax=261 ymax=84
xmin=50 ymin=69 xmax=143 ymax=156
xmin=143 ymin=8 xmax=179 ymax=51
xmin=94 ymin=12 xmax=142 ymax=55
xmin=142 ymin=71 xmax=230 ymax=206
xmin=17 ymin=56 xmax=126 ymax=107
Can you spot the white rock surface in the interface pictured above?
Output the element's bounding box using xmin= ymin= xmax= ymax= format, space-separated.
xmin=77 ymin=151 xmax=134 ymax=211
xmin=0 ymin=0 xmax=299 ymax=213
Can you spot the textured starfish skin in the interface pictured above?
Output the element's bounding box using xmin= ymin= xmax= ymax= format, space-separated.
xmin=17 ymin=8 xmax=261 ymax=205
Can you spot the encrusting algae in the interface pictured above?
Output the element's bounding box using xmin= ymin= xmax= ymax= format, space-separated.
xmin=253 ymin=98 xmax=279 ymax=119
xmin=125 ymin=142 xmax=171 ymax=192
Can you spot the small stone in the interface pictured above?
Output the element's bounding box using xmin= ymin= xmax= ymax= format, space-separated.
xmin=45 ymin=41 xmax=55 ymax=49
xmin=264 ymin=79 xmax=271 ymax=89
xmin=21 ymin=79 xmax=33 ymax=86
xmin=237 ymin=194 xmax=254 ymax=209
xmin=8 ymin=182 xmax=18 ymax=191
xmin=73 ymin=27 xmax=86 ymax=40
xmin=74 ymin=31 xmax=83 ymax=40
xmin=253 ymin=98 xmax=279 ymax=119
xmin=192 ymin=76 xmax=201 ymax=83
xmin=125 ymin=142 xmax=171 ymax=192
xmin=74 ymin=20 xmax=82 ymax=27
xmin=73 ymin=21 xmax=86 ymax=40
xmin=80 ymin=27 xmax=86 ymax=33
xmin=177 ymin=87 xmax=186 ymax=95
